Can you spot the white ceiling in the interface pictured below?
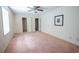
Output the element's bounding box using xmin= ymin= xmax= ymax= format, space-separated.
xmin=9 ymin=6 xmax=59 ymax=15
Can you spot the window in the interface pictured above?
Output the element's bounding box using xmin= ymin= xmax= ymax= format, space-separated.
xmin=2 ymin=7 xmax=10 ymax=35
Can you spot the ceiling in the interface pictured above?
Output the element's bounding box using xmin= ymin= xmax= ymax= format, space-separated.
xmin=9 ymin=6 xmax=59 ymax=15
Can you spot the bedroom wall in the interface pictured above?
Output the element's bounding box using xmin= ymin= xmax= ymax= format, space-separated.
xmin=0 ymin=6 xmax=15 ymax=52
xmin=14 ymin=14 xmax=40 ymax=33
xmin=41 ymin=6 xmax=79 ymax=46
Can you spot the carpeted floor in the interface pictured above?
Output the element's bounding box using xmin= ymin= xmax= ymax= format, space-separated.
xmin=5 ymin=32 xmax=79 ymax=53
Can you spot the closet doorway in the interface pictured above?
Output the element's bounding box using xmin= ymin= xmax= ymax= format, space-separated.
xmin=32 ymin=18 xmax=41 ymax=32
xmin=22 ymin=17 xmax=27 ymax=32
xmin=35 ymin=18 xmax=39 ymax=31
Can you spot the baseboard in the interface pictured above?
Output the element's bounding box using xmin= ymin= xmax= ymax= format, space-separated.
xmin=44 ymin=32 xmax=79 ymax=46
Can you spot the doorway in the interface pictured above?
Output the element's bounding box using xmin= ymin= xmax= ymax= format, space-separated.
xmin=35 ymin=18 xmax=39 ymax=31
xmin=22 ymin=17 xmax=27 ymax=32
xmin=32 ymin=17 xmax=41 ymax=32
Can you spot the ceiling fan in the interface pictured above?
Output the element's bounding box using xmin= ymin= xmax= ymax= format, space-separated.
xmin=27 ymin=6 xmax=44 ymax=13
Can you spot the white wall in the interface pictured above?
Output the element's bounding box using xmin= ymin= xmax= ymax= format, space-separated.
xmin=41 ymin=6 xmax=79 ymax=46
xmin=14 ymin=15 xmax=23 ymax=33
xmin=0 ymin=7 xmax=15 ymax=52
xmin=14 ymin=14 xmax=40 ymax=33
xmin=9 ymin=6 xmax=79 ymax=46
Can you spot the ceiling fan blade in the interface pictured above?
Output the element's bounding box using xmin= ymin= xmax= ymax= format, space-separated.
xmin=37 ymin=9 xmax=44 ymax=11
xmin=27 ymin=6 xmax=44 ymax=13
xmin=27 ymin=7 xmax=34 ymax=9
xmin=34 ymin=6 xmax=40 ymax=9
xmin=28 ymin=9 xmax=33 ymax=12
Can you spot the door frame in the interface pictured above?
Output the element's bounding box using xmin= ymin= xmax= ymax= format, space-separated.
xmin=31 ymin=17 xmax=41 ymax=32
